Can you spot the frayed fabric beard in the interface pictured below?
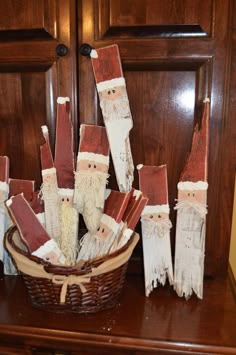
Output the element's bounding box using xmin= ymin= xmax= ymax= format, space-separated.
xmin=40 ymin=182 xmax=59 ymax=201
xmin=59 ymin=202 xmax=78 ymax=265
xmin=39 ymin=181 xmax=61 ymax=242
xmin=174 ymin=199 xmax=207 ymax=219
xmin=100 ymin=94 xmax=132 ymax=122
xmin=141 ymin=217 xmax=172 ymax=239
xmin=74 ymin=171 xmax=109 ymax=234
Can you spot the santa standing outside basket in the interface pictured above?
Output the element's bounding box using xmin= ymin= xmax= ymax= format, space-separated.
xmin=174 ymin=98 xmax=210 ymax=299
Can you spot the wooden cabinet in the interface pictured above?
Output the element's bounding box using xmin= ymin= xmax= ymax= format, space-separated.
xmin=0 ymin=0 xmax=77 ymax=188
xmin=0 ymin=1 xmax=236 ymax=354
xmin=79 ymin=0 xmax=235 ymax=278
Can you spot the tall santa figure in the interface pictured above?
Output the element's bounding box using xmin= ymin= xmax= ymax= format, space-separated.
xmin=174 ymin=98 xmax=210 ymax=299
xmin=88 ymin=44 xmax=134 ymax=192
xmin=54 ymin=97 xmax=78 ymax=264
xmin=40 ymin=125 xmax=61 ymax=242
xmin=6 ymin=193 xmax=65 ymax=265
xmin=138 ymin=164 xmax=173 ymax=297
xmin=74 ymin=124 xmax=110 ymax=234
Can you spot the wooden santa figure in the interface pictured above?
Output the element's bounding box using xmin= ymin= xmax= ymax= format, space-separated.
xmin=111 ymin=189 xmax=149 ymax=251
xmin=39 ymin=125 xmax=61 ymax=242
xmin=74 ymin=124 xmax=110 ymax=234
xmin=77 ymin=190 xmax=130 ymax=261
xmin=174 ymin=98 xmax=210 ymax=299
xmin=89 ymin=44 xmax=134 ymax=192
xmin=4 ymin=178 xmax=36 ymax=274
xmin=138 ymin=164 xmax=173 ymax=297
xmin=6 ymin=194 xmax=65 ymax=264
xmin=54 ymin=97 xmax=78 ymax=264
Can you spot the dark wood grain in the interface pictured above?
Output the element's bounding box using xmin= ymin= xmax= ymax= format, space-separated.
xmin=79 ymin=0 xmax=235 ymax=278
xmin=0 ymin=0 xmax=77 ymax=189
xmin=0 ymin=1 xmax=235 ymax=352
xmin=97 ymin=0 xmax=212 ymax=39
xmin=0 ymin=274 xmax=235 ymax=354
xmin=0 ymin=0 xmax=56 ymax=38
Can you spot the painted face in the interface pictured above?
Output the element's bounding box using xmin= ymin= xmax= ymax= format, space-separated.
xmin=100 ymin=86 xmax=126 ymax=101
xmin=77 ymin=159 xmax=107 ymax=173
xmin=60 ymin=195 xmax=73 ymax=206
xmin=143 ymin=212 xmax=169 ymax=223
xmin=44 ymin=251 xmax=59 ymax=264
xmin=43 ymin=172 xmax=57 ymax=184
xmin=178 ymin=189 xmax=206 ymax=204
xmin=96 ymin=222 xmax=113 ymax=239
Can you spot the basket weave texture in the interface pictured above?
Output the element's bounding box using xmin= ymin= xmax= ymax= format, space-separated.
xmin=5 ymin=226 xmax=139 ymax=314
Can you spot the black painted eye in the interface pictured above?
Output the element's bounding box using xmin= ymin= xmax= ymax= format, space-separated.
xmin=193 ymin=193 xmax=195 ymax=197
xmin=97 ymin=227 xmax=100 ymax=231
xmin=150 ymin=215 xmax=153 ymax=219
xmin=112 ymin=89 xmax=116 ymax=93
xmin=94 ymin=164 xmax=96 ymax=168
xmin=62 ymin=198 xmax=64 ymax=202
xmin=102 ymin=228 xmax=105 ymax=233
xmin=108 ymin=90 xmax=111 ymax=95
xmin=187 ymin=193 xmax=190 ymax=196
xmin=67 ymin=198 xmax=69 ymax=202
xmin=158 ymin=214 xmax=162 ymax=218
xmin=88 ymin=164 xmax=91 ymax=168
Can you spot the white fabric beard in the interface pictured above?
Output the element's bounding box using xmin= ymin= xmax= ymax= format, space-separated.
xmin=174 ymin=199 xmax=207 ymax=219
xmin=74 ymin=170 xmax=108 ymax=209
xmin=39 ymin=182 xmax=61 ymax=242
xmin=74 ymin=171 xmax=108 ymax=233
xmin=100 ymin=93 xmax=133 ymax=123
xmin=77 ymin=232 xmax=100 ymax=261
xmin=174 ymin=200 xmax=207 ymax=299
xmin=141 ymin=217 xmax=172 ymax=239
xmin=141 ymin=217 xmax=173 ymax=296
xmin=77 ymin=225 xmax=119 ymax=261
xmin=59 ymin=202 xmax=78 ymax=265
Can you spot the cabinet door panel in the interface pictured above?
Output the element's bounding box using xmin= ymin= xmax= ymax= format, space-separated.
xmin=79 ymin=0 xmax=235 ymax=277
xmin=0 ymin=0 xmax=56 ymax=39
xmin=0 ymin=0 xmax=77 ymax=189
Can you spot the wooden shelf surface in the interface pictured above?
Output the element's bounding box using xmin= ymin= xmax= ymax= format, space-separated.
xmin=0 ymin=273 xmax=236 ymax=354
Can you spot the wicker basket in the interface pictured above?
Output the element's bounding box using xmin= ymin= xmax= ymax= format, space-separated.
xmin=5 ymin=226 xmax=139 ymax=313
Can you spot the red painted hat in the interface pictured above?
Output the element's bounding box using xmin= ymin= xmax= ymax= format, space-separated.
xmin=137 ymin=164 xmax=169 ymax=214
xmin=124 ymin=190 xmax=149 ymax=230
xmin=6 ymin=194 xmax=50 ymax=253
xmin=77 ymin=124 xmax=109 ymax=166
xmin=101 ymin=190 xmax=130 ymax=232
xmin=178 ymin=98 xmax=210 ymax=191
xmin=54 ymin=97 xmax=75 ymax=194
xmin=0 ymin=156 xmax=9 ymax=193
xmin=9 ymin=178 xmax=35 ymax=202
xmin=40 ymin=126 xmax=55 ymax=174
xmin=91 ymin=44 xmax=125 ymax=92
